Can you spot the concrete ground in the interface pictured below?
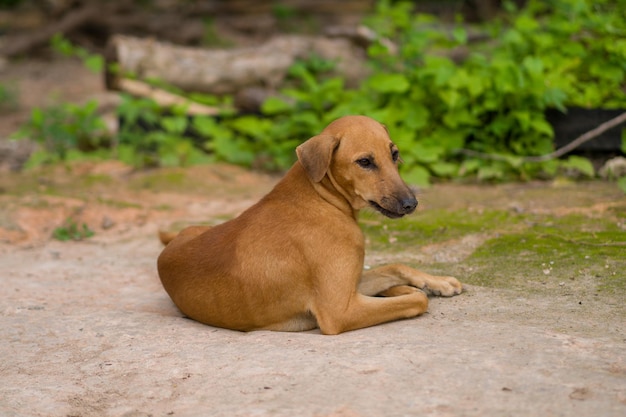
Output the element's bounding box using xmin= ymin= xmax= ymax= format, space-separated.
xmin=1 ymin=169 xmax=625 ymax=417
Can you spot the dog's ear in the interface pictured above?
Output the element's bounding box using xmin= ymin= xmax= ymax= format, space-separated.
xmin=296 ymin=134 xmax=339 ymax=182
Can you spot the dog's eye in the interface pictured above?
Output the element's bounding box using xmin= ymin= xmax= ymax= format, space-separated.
xmin=392 ymin=150 xmax=400 ymax=163
xmin=356 ymin=158 xmax=374 ymax=169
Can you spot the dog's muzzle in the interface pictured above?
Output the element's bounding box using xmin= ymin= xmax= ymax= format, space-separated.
xmin=369 ymin=195 xmax=418 ymax=219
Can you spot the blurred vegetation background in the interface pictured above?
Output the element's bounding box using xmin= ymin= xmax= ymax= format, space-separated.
xmin=1 ymin=0 xmax=625 ymax=190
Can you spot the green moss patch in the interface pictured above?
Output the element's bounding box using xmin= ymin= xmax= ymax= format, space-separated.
xmin=129 ymin=170 xmax=189 ymax=192
xmin=360 ymin=208 xmax=520 ymax=252
xmin=465 ymin=214 xmax=625 ymax=293
xmin=362 ymin=207 xmax=625 ymax=297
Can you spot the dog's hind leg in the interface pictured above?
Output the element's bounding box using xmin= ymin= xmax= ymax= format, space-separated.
xmin=359 ymin=264 xmax=463 ymax=297
xmin=159 ymin=225 xmax=213 ymax=246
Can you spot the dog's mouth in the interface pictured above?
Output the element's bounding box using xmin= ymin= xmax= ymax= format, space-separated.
xmin=368 ymin=201 xmax=406 ymax=219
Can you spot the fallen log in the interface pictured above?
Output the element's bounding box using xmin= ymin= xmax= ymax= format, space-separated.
xmin=105 ymin=34 xmax=367 ymax=96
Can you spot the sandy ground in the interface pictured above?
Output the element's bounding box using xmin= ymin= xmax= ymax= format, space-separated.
xmin=1 ymin=175 xmax=625 ymax=417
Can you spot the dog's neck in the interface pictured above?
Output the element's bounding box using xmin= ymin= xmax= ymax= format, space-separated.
xmin=317 ymin=175 xmax=359 ymax=219
xmin=291 ymin=162 xmax=358 ymax=220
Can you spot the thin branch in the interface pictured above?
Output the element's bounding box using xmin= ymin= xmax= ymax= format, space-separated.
xmin=0 ymin=5 xmax=99 ymax=57
xmin=458 ymin=111 xmax=626 ymax=163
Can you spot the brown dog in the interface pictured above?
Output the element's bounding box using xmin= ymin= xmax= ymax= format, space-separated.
xmin=157 ymin=115 xmax=462 ymax=334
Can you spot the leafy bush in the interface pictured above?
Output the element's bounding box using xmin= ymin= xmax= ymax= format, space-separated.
xmin=13 ymin=100 xmax=109 ymax=165
xmin=249 ymin=0 xmax=626 ymax=184
xmin=13 ymin=0 xmax=626 ymax=187
xmin=116 ymin=95 xmax=199 ymax=167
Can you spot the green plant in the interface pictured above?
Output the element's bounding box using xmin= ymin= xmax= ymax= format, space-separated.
xmin=51 ymin=33 xmax=104 ymax=73
xmin=116 ymin=95 xmax=212 ymax=167
xmin=189 ymin=0 xmax=625 ymax=183
xmin=236 ymin=0 xmax=622 ymax=185
xmin=13 ymin=99 xmax=109 ymax=166
xmin=190 ymin=55 xmax=345 ymax=171
xmin=11 ymin=0 xmax=625 ymax=183
xmin=348 ymin=0 xmax=626 ymax=184
xmin=53 ymin=219 xmax=95 ymax=241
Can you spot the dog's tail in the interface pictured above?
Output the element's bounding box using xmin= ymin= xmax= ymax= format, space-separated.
xmin=158 ymin=230 xmax=179 ymax=245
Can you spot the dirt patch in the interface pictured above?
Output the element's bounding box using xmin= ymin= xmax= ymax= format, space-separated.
xmin=0 ymin=161 xmax=277 ymax=246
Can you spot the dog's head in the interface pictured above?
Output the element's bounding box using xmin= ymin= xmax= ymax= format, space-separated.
xmin=296 ymin=115 xmax=417 ymax=218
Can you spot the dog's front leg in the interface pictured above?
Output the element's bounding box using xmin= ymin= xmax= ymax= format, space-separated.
xmin=313 ymin=291 xmax=429 ymax=335
xmin=307 ymin=260 xmax=429 ymax=334
xmin=359 ymin=264 xmax=463 ymax=297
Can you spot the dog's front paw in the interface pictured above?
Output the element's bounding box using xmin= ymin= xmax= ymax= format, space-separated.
xmin=426 ymin=276 xmax=463 ymax=297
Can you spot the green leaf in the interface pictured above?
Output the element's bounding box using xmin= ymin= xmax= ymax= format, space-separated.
xmin=211 ymin=133 xmax=255 ymax=166
xmin=430 ymin=162 xmax=458 ymax=177
xmin=452 ymin=26 xmax=467 ymax=45
xmin=31 ymin=108 xmax=44 ymax=126
xmin=401 ymin=165 xmax=431 ymax=187
xmin=522 ymin=56 xmax=543 ymax=77
xmin=562 ymin=156 xmax=595 ymax=177
xmin=504 ymin=155 xmax=523 ymax=169
xmin=291 ymin=110 xmax=320 ymax=128
xmin=188 ymin=92 xmax=219 ymax=106
xmin=502 ymin=28 xmax=523 ymax=45
xmin=367 ymin=73 xmax=410 ymax=93
xmin=411 ymin=143 xmax=444 ymax=164
xmin=465 ymin=73 xmax=486 ymax=98
xmin=84 ymin=55 xmax=104 ymax=73
xmin=261 ymin=97 xmax=293 ymax=115
xmin=443 ymin=109 xmax=478 ymax=129
xmin=459 ymin=159 xmax=482 ymax=176
xmin=538 ymin=159 xmax=559 ymax=177
xmin=438 ymin=89 xmax=461 ymax=108
xmin=514 ymin=15 xmax=539 ymax=32
xmin=161 ymin=116 xmax=188 ymax=135
xmin=513 ymin=110 xmax=531 ymax=131
xmin=403 ymin=105 xmax=430 ymax=131
xmin=530 ymin=117 xmax=554 ymax=137
xmin=543 ymin=88 xmax=568 ymax=112
xmin=50 ymin=33 xmax=75 ymax=56
xmin=430 ymin=128 xmax=466 ymax=150
xmin=478 ymin=165 xmax=504 ymax=181
xmin=192 ymin=116 xmax=218 ymax=137
xmin=229 ymin=116 xmax=272 ymax=138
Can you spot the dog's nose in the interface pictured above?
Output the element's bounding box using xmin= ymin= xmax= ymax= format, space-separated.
xmin=401 ymin=196 xmax=418 ymax=213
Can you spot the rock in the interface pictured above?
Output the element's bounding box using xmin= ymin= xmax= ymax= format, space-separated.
xmin=0 ymin=139 xmax=36 ymax=172
xmin=599 ymin=156 xmax=626 ymax=180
